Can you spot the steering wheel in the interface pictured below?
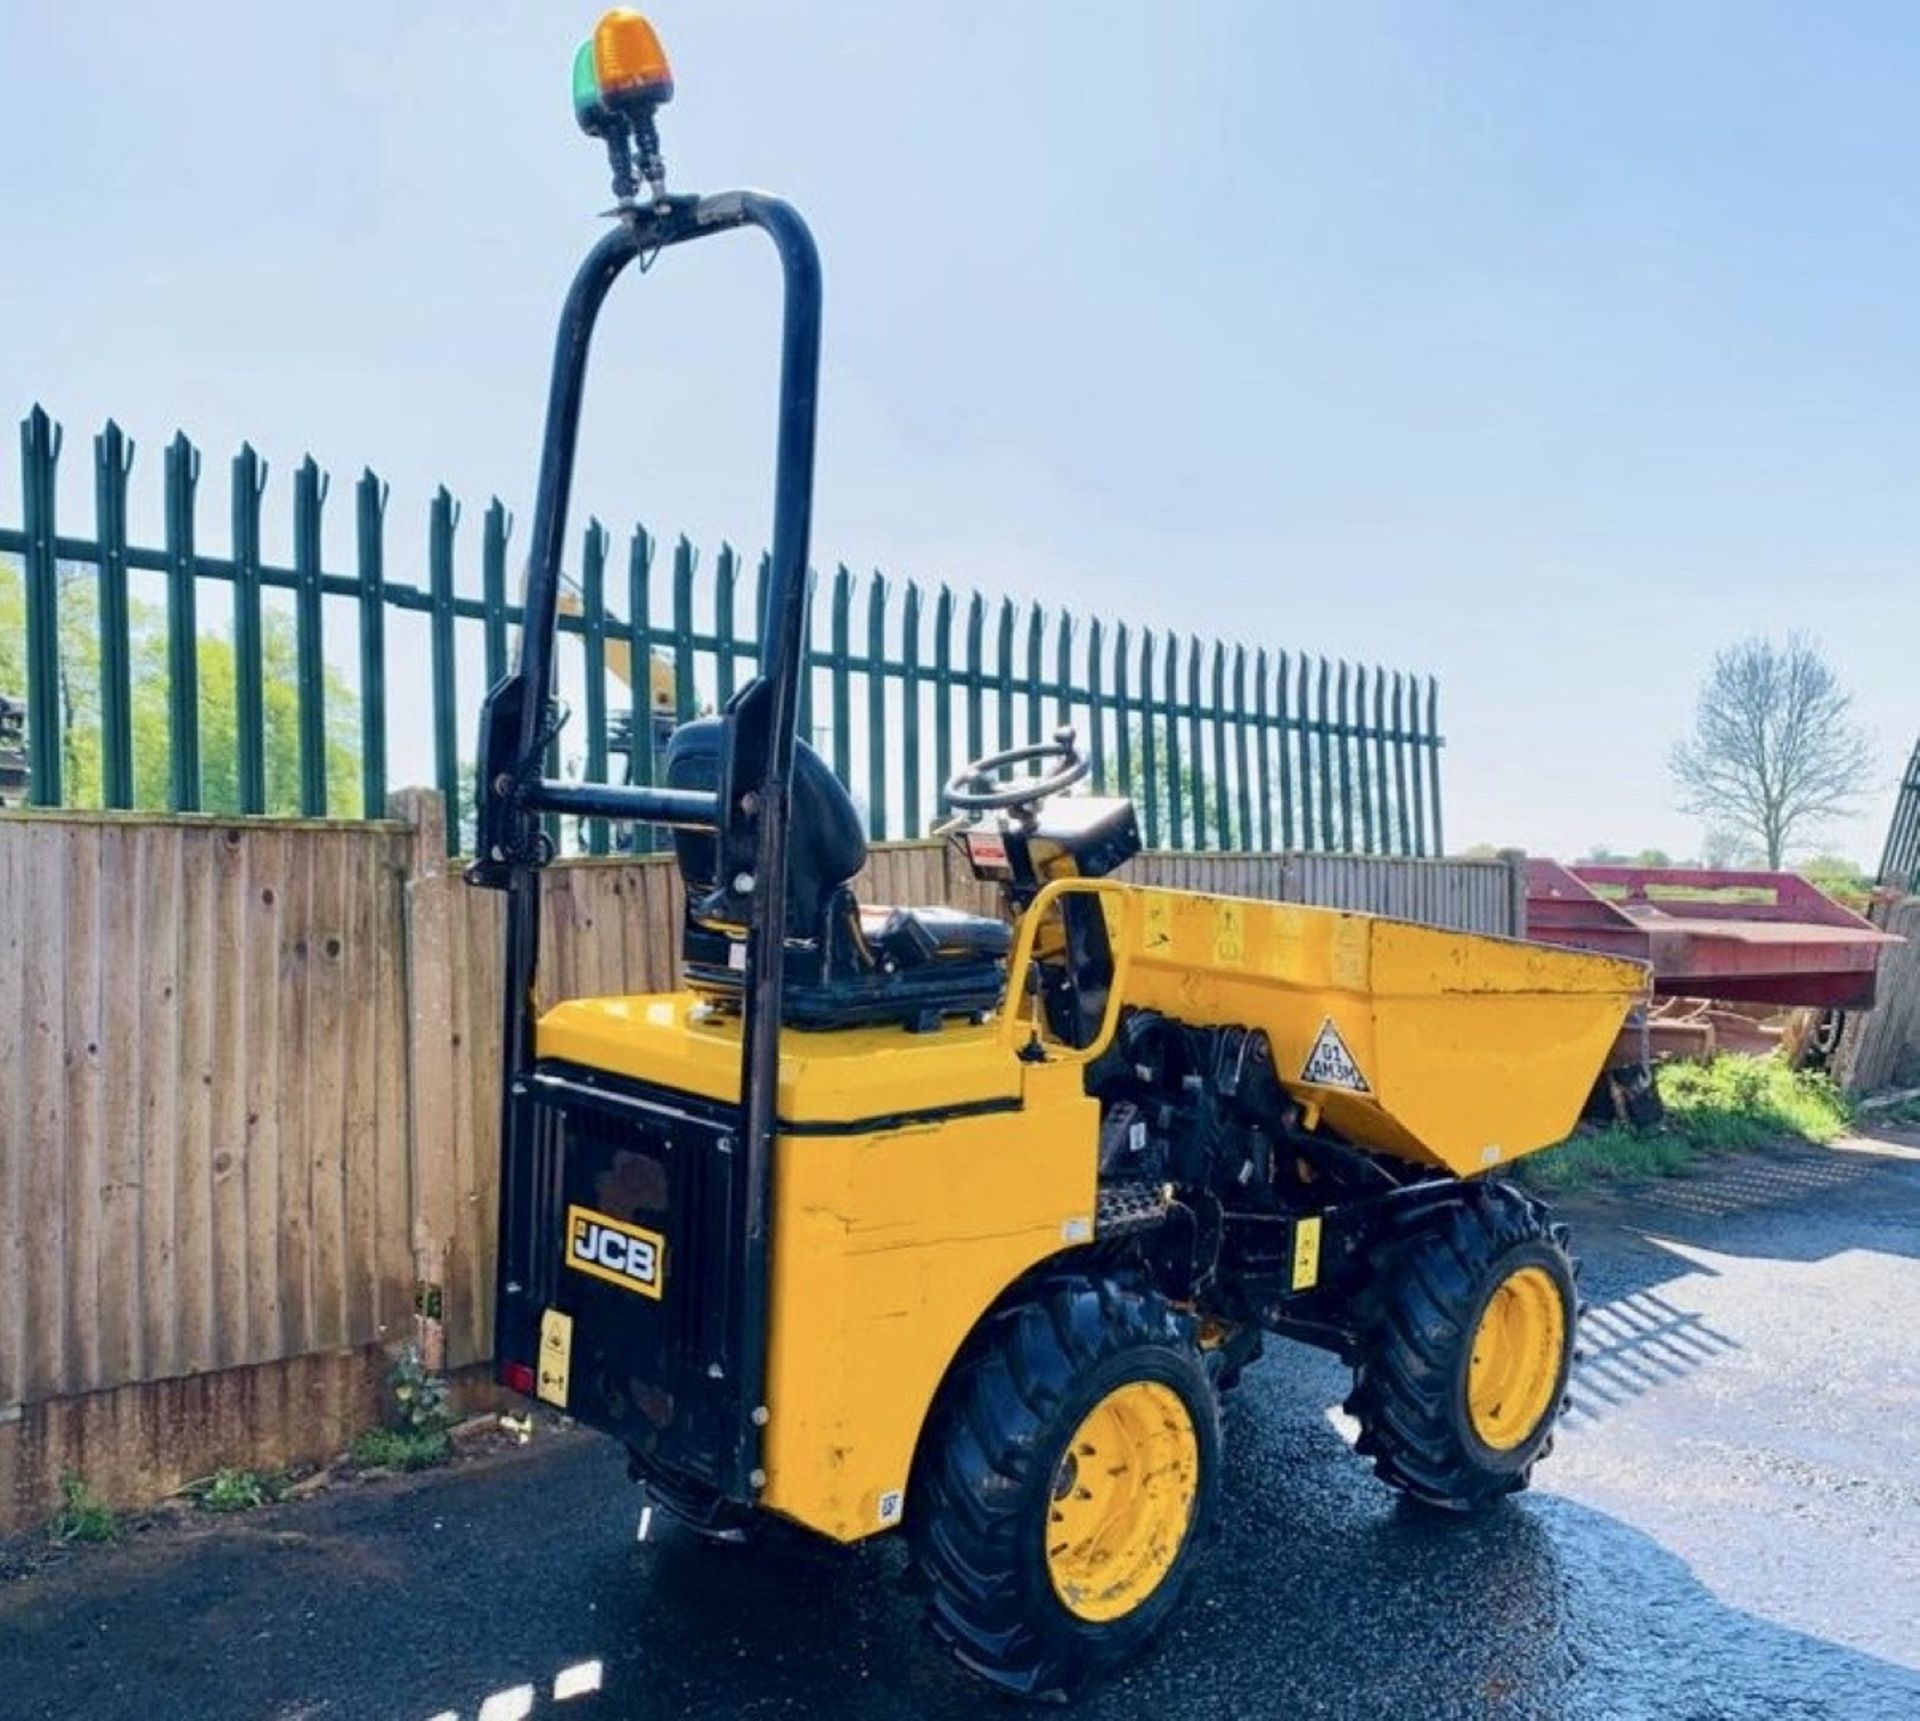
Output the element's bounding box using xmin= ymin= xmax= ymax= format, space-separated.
xmin=945 ymin=727 xmax=1090 ymax=813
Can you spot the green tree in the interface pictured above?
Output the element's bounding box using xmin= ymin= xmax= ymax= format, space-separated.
xmin=1122 ymin=722 xmax=1226 ymax=848
xmin=1798 ymin=853 xmax=1872 ymax=909
xmin=0 ymin=560 xmax=359 ymax=814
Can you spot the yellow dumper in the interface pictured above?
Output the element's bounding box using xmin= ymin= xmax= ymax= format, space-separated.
xmin=472 ymin=10 xmax=1651 ymax=1701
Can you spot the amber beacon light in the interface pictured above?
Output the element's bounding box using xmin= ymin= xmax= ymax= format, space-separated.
xmin=574 ymin=10 xmax=675 ymax=206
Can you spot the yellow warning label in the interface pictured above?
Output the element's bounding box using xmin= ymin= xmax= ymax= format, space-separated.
xmin=537 ymin=1308 xmax=573 ymax=1408
xmin=1291 ymin=1216 xmax=1322 ymax=1291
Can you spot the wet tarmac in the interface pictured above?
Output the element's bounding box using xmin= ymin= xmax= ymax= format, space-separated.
xmin=2 ymin=1136 xmax=1917 ymax=1720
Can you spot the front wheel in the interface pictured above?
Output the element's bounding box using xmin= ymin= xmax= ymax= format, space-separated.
xmin=907 ymin=1279 xmax=1221 ymax=1700
xmin=1346 ymin=1184 xmax=1577 ymax=1511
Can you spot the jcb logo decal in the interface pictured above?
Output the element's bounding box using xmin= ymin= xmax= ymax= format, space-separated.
xmin=565 ymin=1204 xmax=665 ymax=1299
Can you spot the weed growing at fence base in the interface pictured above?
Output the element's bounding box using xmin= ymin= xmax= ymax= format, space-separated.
xmin=1524 ymin=1055 xmax=1853 ymax=1192
xmin=348 ymin=1427 xmax=452 ymax=1472
xmin=48 ymin=1476 xmax=119 ymax=1545
xmin=347 ymin=1343 xmax=456 ymax=1472
xmin=188 ymin=1469 xmax=282 ymax=1514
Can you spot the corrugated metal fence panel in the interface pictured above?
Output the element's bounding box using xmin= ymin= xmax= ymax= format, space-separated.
xmin=1278 ymin=852 xmax=1517 ymax=936
xmin=1122 ymin=850 xmax=1517 ymax=937
xmin=1837 ymin=896 xmax=1920 ymax=1094
xmin=0 ymin=812 xmax=413 ymax=1411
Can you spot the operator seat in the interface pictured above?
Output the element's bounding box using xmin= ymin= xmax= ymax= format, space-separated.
xmin=664 ymin=718 xmax=1010 ymax=1029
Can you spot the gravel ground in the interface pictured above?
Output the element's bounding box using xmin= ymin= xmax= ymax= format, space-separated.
xmin=2 ymin=1134 xmax=1917 ymax=1721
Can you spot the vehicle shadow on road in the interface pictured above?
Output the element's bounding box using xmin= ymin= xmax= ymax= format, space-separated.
xmin=1541 ymin=1138 xmax=1920 ymax=1430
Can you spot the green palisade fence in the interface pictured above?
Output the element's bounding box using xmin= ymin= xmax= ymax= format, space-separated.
xmin=0 ymin=405 xmax=1446 ymax=858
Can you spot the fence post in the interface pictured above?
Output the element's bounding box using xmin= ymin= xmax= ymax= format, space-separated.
xmin=1425 ymin=676 xmax=1445 ymax=856
xmin=163 ymin=431 xmax=202 ymax=813
xmin=626 ymin=525 xmax=657 ymax=852
xmin=1112 ymin=623 xmax=1131 ymax=803
xmin=1186 ymin=637 xmax=1206 ymax=849
xmin=1086 ymin=618 xmax=1106 ymax=791
xmin=1371 ymin=668 xmax=1392 ymax=861
xmin=1024 ymin=603 xmax=1045 ymax=747
xmin=1335 ymin=660 xmax=1355 ymax=853
xmin=1314 ymin=658 xmax=1335 ymax=854
xmin=94 ymin=421 xmax=136 ymax=809
xmin=1209 ymin=642 xmax=1230 ymax=850
xmin=1499 ymin=848 xmax=1528 ymax=940
xmin=393 ymin=785 xmax=456 ymax=1374
xmin=1274 ymin=651 xmax=1293 ymax=851
xmin=232 ymin=445 xmax=269 ymax=816
xmin=1253 ymin=648 xmax=1272 ymax=853
xmin=995 ymin=599 xmax=1015 ymax=753
xmin=963 ymin=593 xmax=985 ymax=766
xmin=428 ymin=488 xmax=462 ymax=852
xmin=713 ymin=543 xmax=737 ymax=707
xmin=671 ymin=537 xmax=696 ymax=725
xmin=1163 ymin=632 xmax=1184 ymax=849
xmin=355 ymin=469 xmax=390 ymax=818
xmin=1137 ymin=629 xmax=1157 ymax=847
xmin=581 ymin=520 xmax=610 ymax=856
xmin=1295 ymin=656 xmax=1315 ymax=852
xmin=1390 ymin=671 xmax=1412 ymax=855
xmin=829 ymin=566 xmax=852 ymax=784
xmin=796 ymin=561 xmax=814 ymax=747
xmin=1351 ymin=663 xmax=1373 ymax=856
xmin=481 ymin=498 xmax=511 ymax=691
xmin=1055 ymin=608 xmax=1075 ymax=730
xmin=902 ymin=581 xmax=923 ymax=834
xmin=294 ymin=457 xmax=329 ymax=817
xmin=19 ymin=408 xmax=63 ymax=807
xmin=1408 ymin=670 xmax=1430 ymax=858
xmin=932 ymin=586 xmax=954 ymax=814
xmin=865 ymin=574 xmax=889 ymax=840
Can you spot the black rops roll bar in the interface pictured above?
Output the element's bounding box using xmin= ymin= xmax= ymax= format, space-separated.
xmin=470 ymin=187 xmax=821 ymax=1498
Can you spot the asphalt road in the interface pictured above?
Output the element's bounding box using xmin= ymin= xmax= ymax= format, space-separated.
xmin=3 ymin=1135 xmax=1918 ymax=1721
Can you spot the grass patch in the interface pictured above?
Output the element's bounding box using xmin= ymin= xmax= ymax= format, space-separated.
xmin=47 ymin=1475 xmax=120 ymax=1545
xmin=186 ymin=1468 xmax=282 ymax=1514
xmin=1522 ymin=1055 xmax=1852 ymax=1193
xmin=348 ymin=1427 xmax=452 ymax=1472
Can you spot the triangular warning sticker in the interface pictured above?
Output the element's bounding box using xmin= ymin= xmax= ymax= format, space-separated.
xmin=1301 ymin=1019 xmax=1370 ymax=1094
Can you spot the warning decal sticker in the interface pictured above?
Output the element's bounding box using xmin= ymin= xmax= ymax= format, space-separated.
xmin=1301 ymin=1019 xmax=1371 ymax=1094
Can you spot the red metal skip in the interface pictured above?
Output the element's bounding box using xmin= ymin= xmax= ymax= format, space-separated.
xmin=1525 ymin=862 xmax=1900 ymax=1010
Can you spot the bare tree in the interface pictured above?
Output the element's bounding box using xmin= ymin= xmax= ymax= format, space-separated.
xmin=1670 ymin=635 xmax=1873 ymax=869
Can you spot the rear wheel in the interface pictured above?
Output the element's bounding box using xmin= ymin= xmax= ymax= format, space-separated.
xmin=908 ymin=1279 xmax=1220 ymax=1700
xmin=1346 ymin=1184 xmax=1576 ymax=1511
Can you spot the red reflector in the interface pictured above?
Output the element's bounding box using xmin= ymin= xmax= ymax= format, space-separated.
xmin=501 ymin=1360 xmax=536 ymax=1398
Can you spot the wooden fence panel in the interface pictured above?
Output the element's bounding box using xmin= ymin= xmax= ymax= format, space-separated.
xmin=1837 ymin=896 xmax=1920 ymax=1094
xmin=0 ymin=812 xmax=414 ymax=1410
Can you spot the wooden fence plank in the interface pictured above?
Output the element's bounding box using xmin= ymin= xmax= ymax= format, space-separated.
xmin=209 ymin=829 xmax=252 ymax=1369
xmin=20 ymin=825 xmax=69 ymax=1399
xmin=0 ymin=823 xmax=20 ymax=1407
xmin=95 ymin=822 xmax=143 ymax=1389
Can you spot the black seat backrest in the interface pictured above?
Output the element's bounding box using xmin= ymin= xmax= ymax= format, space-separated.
xmin=664 ymin=717 xmax=868 ymax=930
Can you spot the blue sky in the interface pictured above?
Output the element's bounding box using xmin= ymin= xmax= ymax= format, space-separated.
xmin=1 ymin=1 xmax=1915 ymax=861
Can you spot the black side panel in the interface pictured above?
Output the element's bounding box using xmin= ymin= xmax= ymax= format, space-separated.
xmin=505 ymin=1065 xmax=744 ymax=1492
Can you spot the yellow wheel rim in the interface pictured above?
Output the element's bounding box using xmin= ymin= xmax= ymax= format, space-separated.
xmin=1045 ymin=1380 xmax=1199 ymax=1623
xmin=1467 ymin=1264 xmax=1567 ymax=1450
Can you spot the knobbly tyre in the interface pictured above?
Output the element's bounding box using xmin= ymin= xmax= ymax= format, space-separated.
xmin=469 ymin=12 xmax=1650 ymax=1700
